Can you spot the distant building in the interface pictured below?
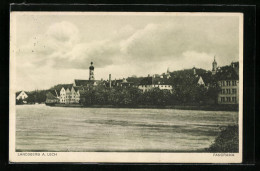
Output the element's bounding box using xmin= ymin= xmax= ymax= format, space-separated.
xmin=89 ymin=61 xmax=95 ymax=80
xmin=16 ymin=91 xmax=28 ymax=100
xmin=192 ymin=58 xmax=239 ymax=104
xmin=46 ymin=84 xmax=81 ymax=104
xmin=74 ymin=62 xmax=105 ymax=88
xmin=215 ymin=62 xmax=239 ymax=104
xmin=74 ymin=62 xmax=135 ymax=89
xmin=108 ymin=78 xmax=135 ymax=88
xmin=46 ymin=91 xmax=59 ymax=104
xmin=194 ymin=69 xmax=214 ymax=87
xmin=138 ymin=76 xmax=172 ymax=92
xmin=160 ymin=68 xmax=171 ymax=79
xmin=212 ymin=56 xmax=217 ymax=75
xmin=59 ymin=85 xmax=80 ymax=104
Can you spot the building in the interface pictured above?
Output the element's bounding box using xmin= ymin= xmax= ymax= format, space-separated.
xmin=46 ymin=91 xmax=59 ymax=104
xmin=89 ymin=61 xmax=95 ymax=80
xmin=138 ymin=76 xmax=173 ymax=92
xmin=47 ymin=84 xmax=81 ymax=104
xmin=74 ymin=62 xmax=135 ymax=89
xmin=215 ymin=62 xmax=239 ymax=104
xmin=16 ymin=91 xmax=28 ymax=100
xmin=108 ymin=78 xmax=135 ymax=88
xmin=59 ymin=85 xmax=80 ymax=104
xmin=74 ymin=62 xmax=106 ymax=88
xmin=212 ymin=56 xmax=217 ymax=75
xmin=194 ymin=70 xmax=214 ymax=87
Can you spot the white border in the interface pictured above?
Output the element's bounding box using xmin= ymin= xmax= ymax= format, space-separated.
xmin=9 ymin=12 xmax=243 ymax=163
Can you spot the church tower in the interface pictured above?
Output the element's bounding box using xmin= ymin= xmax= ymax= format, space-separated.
xmin=212 ymin=56 xmax=217 ymax=75
xmin=89 ymin=62 xmax=95 ymax=80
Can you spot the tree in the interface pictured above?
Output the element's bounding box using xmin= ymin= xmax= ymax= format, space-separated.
xmin=16 ymin=98 xmax=23 ymax=105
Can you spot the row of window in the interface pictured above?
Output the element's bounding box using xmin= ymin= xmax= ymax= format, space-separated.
xmin=140 ymin=85 xmax=172 ymax=88
xmin=221 ymin=89 xmax=237 ymax=94
xmin=220 ymin=80 xmax=237 ymax=86
xmin=220 ymin=97 xmax=237 ymax=102
xmin=66 ymin=95 xmax=79 ymax=98
xmin=60 ymin=99 xmax=79 ymax=102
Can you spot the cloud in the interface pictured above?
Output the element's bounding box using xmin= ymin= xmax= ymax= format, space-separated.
xmin=17 ymin=21 xmax=131 ymax=70
xmin=47 ymin=21 xmax=79 ymax=43
xmin=16 ymin=17 xmax=239 ymax=85
xmin=17 ymin=17 xmax=239 ymax=72
xmin=120 ymin=19 xmax=239 ymax=65
xmin=14 ymin=15 xmax=240 ymax=91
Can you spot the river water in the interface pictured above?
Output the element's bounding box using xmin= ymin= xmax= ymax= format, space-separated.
xmin=16 ymin=104 xmax=238 ymax=152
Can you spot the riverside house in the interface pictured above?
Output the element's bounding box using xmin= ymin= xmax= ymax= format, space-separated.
xmin=16 ymin=91 xmax=28 ymax=103
xmin=60 ymin=85 xmax=80 ymax=104
xmin=138 ymin=76 xmax=173 ymax=92
xmin=46 ymin=84 xmax=81 ymax=104
xmin=216 ymin=62 xmax=239 ymax=104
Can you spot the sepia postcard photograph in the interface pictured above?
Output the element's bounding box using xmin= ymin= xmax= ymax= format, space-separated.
xmin=9 ymin=12 xmax=243 ymax=163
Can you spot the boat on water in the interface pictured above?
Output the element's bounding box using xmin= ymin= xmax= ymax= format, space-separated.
xmin=45 ymin=102 xmax=57 ymax=106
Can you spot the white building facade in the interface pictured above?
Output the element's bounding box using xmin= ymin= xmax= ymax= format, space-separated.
xmin=16 ymin=91 xmax=28 ymax=100
xmin=59 ymin=86 xmax=80 ymax=104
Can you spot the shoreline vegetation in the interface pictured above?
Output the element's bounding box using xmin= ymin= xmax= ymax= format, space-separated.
xmin=205 ymin=125 xmax=239 ymax=153
xmin=45 ymin=103 xmax=238 ymax=112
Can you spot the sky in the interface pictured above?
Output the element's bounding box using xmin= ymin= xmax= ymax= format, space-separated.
xmin=11 ymin=12 xmax=241 ymax=91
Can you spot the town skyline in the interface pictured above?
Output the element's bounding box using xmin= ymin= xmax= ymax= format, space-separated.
xmin=12 ymin=12 xmax=240 ymax=91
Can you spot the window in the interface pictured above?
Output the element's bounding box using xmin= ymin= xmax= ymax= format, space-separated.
xmin=222 ymin=89 xmax=225 ymax=94
xmin=222 ymin=81 xmax=225 ymax=86
xmin=226 ymin=97 xmax=231 ymax=102
xmin=232 ymin=97 xmax=237 ymax=102
xmin=232 ymin=81 xmax=237 ymax=86
xmin=232 ymin=89 xmax=237 ymax=94
xmin=226 ymin=81 xmax=231 ymax=86
xmin=221 ymin=97 xmax=225 ymax=102
xmin=226 ymin=89 xmax=231 ymax=94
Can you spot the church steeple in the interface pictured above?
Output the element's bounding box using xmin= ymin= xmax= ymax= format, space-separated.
xmin=212 ymin=56 xmax=217 ymax=75
xmin=89 ymin=61 xmax=95 ymax=80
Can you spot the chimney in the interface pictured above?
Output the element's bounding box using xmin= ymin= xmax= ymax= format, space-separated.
xmin=109 ymin=74 xmax=112 ymax=88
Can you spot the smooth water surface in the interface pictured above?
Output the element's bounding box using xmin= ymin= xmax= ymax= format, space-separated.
xmin=16 ymin=104 xmax=238 ymax=152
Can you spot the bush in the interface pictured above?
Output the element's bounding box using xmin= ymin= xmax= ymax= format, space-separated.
xmin=206 ymin=125 xmax=239 ymax=152
xmin=16 ymin=99 xmax=24 ymax=105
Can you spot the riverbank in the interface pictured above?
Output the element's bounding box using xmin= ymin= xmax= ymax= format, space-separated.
xmin=49 ymin=103 xmax=238 ymax=111
xmin=205 ymin=125 xmax=239 ymax=152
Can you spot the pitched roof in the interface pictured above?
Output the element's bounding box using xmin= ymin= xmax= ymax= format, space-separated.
xmin=153 ymin=77 xmax=172 ymax=85
xmin=74 ymin=79 xmax=98 ymax=86
xmin=199 ymin=72 xmax=214 ymax=85
xmin=16 ymin=91 xmax=28 ymax=97
xmin=46 ymin=91 xmax=58 ymax=99
xmin=46 ymin=89 xmax=59 ymax=97
xmin=16 ymin=91 xmax=22 ymax=97
xmin=215 ymin=65 xmax=239 ymax=81
xmin=139 ymin=77 xmax=172 ymax=85
xmin=50 ymin=84 xmax=73 ymax=92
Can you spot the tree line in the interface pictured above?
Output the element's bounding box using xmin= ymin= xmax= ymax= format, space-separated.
xmin=80 ymin=83 xmax=220 ymax=106
xmin=16 ymin=90 xmax=47 ymax=104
